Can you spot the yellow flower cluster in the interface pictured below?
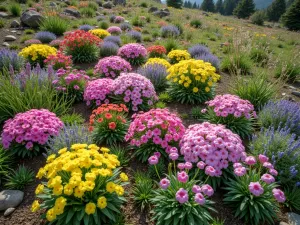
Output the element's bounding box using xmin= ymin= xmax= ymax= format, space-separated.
xmin=19 ymin=44 xmax=57 ymax=61
xmin=33 ymin=143 xmax=128 ymax=222
xmin=255 ymin=33 xmax=267 ymax=37
xmin=89 ymin=29 xmax=111 ymax=39
xmin=167 ymin=50 xmax=191 ymax=63
xmin=167 ymin=59 xmax=220 ymax=93
xmin=145 ymin=58 xmax=171 ymax=69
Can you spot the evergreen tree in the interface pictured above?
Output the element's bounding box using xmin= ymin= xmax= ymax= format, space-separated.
xmin=287 ymin=0 xmax=295 ymax=7
xmin=187 ymin=1 xmax=193 ymax=8
xmin=223 ymin=0 xmax=240 ymax=15
xmin=201 ymin=0 xmax=215 ymax=12
xmin=192 ymin=2 xmax=197 ymax=8
xmin=282 ymin=0 xmax=300 ymax=30
xmin=183 ymin=1 xmax=188 ymax=7
xmin=266 ymin=0 xmax=286 ymax=22
xmin=216 ymin=0 xmax=224 ymax=14
xmin=166 ymin=0 xmax=183 ymax=8
xmin=233 ymin=0 xmax=255 ymax=18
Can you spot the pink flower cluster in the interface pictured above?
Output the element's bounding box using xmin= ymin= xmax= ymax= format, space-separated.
xmin=125 ymin=108 xmax=185 ymax=150
xmin=84 ymin=78 xmax=114 ymax=106
xmin=114 ymin=16 xmax=125 ymax=23
xmin=1 ymin=109 xmax=63 ymax=150
xmin=94 ymin=56 xmax=132 ymax=78
xmin=24 ymin=39 xmax=42 ymax=46
xmin=44 ymin=51 xmax=72 ymax=70
xmin=180 ymin=122 xmax=246 ymax=176
xmin=112 ymin=73 xmax=158 ymax=111
xmin=118 ymin=43 xmax=147 ymax=60
xmin=52 ymin=68 xmax=89 ymax=92
xmin=205 ymin=94 xmax=256 ymax=119
xmin=107 ymin=26 xmax=122 ymax=35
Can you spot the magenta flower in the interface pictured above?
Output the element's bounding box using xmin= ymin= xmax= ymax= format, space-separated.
xmin=234 ymin=167 xmax=247 ymax=176
xmin=272 ymin=188 xmax=286 ymax=203
xmin=192 ymin=185 xmax=202 ymax=194
xmin=201 ymin=184 xmax=214 ymax=197
xmin=258 ymin=154 xmax=269 ymax=164
xmin=249 ymin=182 xmax=264 ymax=196
xmin=175 ymin=188 xmax=189 ymax=204
xmin=177 ymin=163 xmax=185 ymax=170
xmin=148 ymin=155 xmax=159 ymax=165
xmin=197 ymin=161 xmax=206 ymax=169
xmin=261 ymin=174 xmax=275 ymax=184
xmin=169 ymin=153 xmax=179 ymax=161
xmin=233 ymin=162 xmax=243 ymax=168
xmin=177 ymin=171 xmax=188 ymax=183
xmin=159 ymin=178 xmax=170 ymax=190
xmin=205 ymin=166 xmax=216 ymax=177
xmin=245 ymin=156 xmax=256 ymax=165
xmin=269 ymin=169 xmax=278 ymax=176
xmin=169 ymin=147 xmax=178 ymax=153
xmin=263 ymin=162 xmax=274 ymax=169
xmin=194 ymin=193 xmax=206 ymax=205
xmin=184 ymin=162 xmax=193 ymax=170
xmin=154 ymin=152 xmax=161 ymax=158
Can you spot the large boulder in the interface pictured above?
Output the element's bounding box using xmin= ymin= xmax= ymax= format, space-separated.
xmin=153 ymin=9 xmax=170 ymax=18
xmin=103 ymin=1 xmax=114 ymax=9
xmin=63 ymin=8 xmax=81 ymax=18
xmin=148 ymin=7 xmax=158 ymax=13
xmin=20 ymin=10 xmax=43 ymax=28
xmin=0 ymin=190 xmax=24 ymax=211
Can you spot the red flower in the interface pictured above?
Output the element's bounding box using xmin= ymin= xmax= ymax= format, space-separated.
xmin=97 ymin=118 xmax=103 ymax=123
xmin=108 ymin=122 xmax=116 ymax=130
xmin=105 ymin=113 xmax=112 ymax=119
xmin=88 ymin=126 xmax=94 ymax=132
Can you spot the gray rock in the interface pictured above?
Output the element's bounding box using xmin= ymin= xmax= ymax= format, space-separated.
xmin=291 ymin=91 xmax=300 ymax=98
xmin=153 ymin=10 xmax=170 ymax=18
xmin=2 ymin=42 xmax=10 ymax=47
xmin=20 ymin=10 xmax=43 ymax=28
xmin=64 ymin=0 xmax=71 ymax=5
xmin=10 ymin=20 xmax=20 ymax=28
xmin=4 ymin=35 xmax=17 ymax=41
xmin=49 ymin=2 xmax=57 ymax=7
xmin=280 ymin=222 xmax=290 ymax=225
xmin=113 ymin=0 xmax=126 ymax=5
xmin=4 ymin=208 xmax=16 ymax=217
xmin=96 ymin=11 xmax=101 ymax=16
xmin=96 ymin=15 xmax=106 ymax=21
xmin=96 ymin=0 xmax=103 ymax=6
xmin=288 ymin=212 xmax=300 ymax=225
xmin=162 ymin=8 xmax=169 ymax=12
xmin=0 ymin=190 xmax=24 ymax=211
xmin=148 ymin=7 xmax=158 ymax=13
xmin=103 ymin=1 xmax=114 ymax=9
xmin=63 ymin=8 xmax=81 ymax=18
xmin=0 ymin=12 xmax=9 ymax=18
xmin=122 ymin=10 xmax=128 ymax=14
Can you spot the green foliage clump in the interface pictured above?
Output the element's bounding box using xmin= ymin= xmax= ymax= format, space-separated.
xmin=40 ymin=16 xmax=69 ymax=36
xmin=283 ymin=187 xmax=300 ymax=211
xmin=250 ymin=10 xmax=265 ymax=26
xmin=80 ymin=7 xmax=96 ymax=18
xmin=266 ymin=0 xmax=286 ymax=22
xmin=132 ymin=16 xmax=144 ymax=27
xmin=109 ymin=145 xmax=130 ymax=167
xmin=275 ymin=61 xmax=300 ymax=82
xmin=166 ymin=0 xmax=183 ymax=9
xmin=5 ymin=165 xmax=34 ymax=190
xmin=0 ymin=19 xmax=5 ymax=28
xmin=282 ymin=0 xmax=300 ymax=31
xmin=190 ymin=19 xmax=202 ymax=28
xmin=233 ymin=0 xmax=255 ymax=18
xmin=60 ymin=113 xmax=85 ymax=125
xmin=99 ymin=21 xmax=109 ymax=29
xmin=221 ymin=53 xmax=252 ymax=75
xmin=9 ymin=3 xmax=21 ymax=17
xmin=0 ymin=146 xmax=14 ymax=185
xmin=133 ymin=172 xmax=153 ymax=210
xmin=201 ymin=0 xmax=215 ymax=12
xmin=163 ymin=39 xmax=179 ymax=53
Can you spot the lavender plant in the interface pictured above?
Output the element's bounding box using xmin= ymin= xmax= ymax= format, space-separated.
xmin=188 ymin=44 xmax=210 ymax=58
xmin=100 ymin=41 xmax=119 ymax=57
xmin=35 ymin=31 xmax=57 ymax=44
xmin=103 ymin=35 xmax=122 ymax=46
xmin=196 ymin=53 xmax=220 ymax=71
xmin=161 ymin=25 xmax=180 ymax=38
xmin=137 ymin=64 xmax=168 ymax=92
xmin=126 ymin=30 xmax=142 ymax=43
xmin=79 ymin=24 xmax=94 ymax=31
xmin=0 ymin=48 xmax=24 ymax=72
xmin=120 ymin=22 xmax=132 ymax=31
xmin=250 ymin=126 xmax=300 ymax=187
xmin=46 ymin=124 xmax=93 ymax=155
xmin=258 ymin=100 xmax=300 ymax=136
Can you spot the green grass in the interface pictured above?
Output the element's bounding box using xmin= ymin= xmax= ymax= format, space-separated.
xmin=8 ymin=3 xmax=21 ymax=17
xmin=40 ymin=16 xmax=69 ymax=36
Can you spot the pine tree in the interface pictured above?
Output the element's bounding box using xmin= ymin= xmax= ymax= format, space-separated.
xmin=282 ymin=0 xmax=300 ymax=30
xmin=287 ymin=0 xmax=295 ymax=7
xmin=187 ymin=1 xmax=193 ymax=8
xmin=201 ymin=0 xmax=215 ymax=12
xmin=192 ymin=2 xmax=197 ymax=8
xmin=223 ymin=0 xmax=240 ymax=15
xmin=266 ymin=0 xmax=286 ymax=22
xmin=216 ymin=0 xmax=224 ymax=14
xmin=183 ymin=1 xmax=188 ymax=7
xmin=166 ymin=0 xmax=183 ymax=8
xmin=233 ymin=0 xmax=255 ymax=18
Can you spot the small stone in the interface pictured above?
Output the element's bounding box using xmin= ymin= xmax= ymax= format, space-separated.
xmin=4 ymin=208 xmax=16 ymax=217
xmin=4 ymin=35 xmax=17 ymax=41
xmin=10 ymin=20 xmax=20 ymax=28
xmin=0 ymin=12 xmax=9 ymax=18
xmin=17 ymin=32 xmax=22 ymax=35
xmin=96 ymin=11 xmax=101 ymax=16
xmin=2 ymin=42 xmax=10 ymax=47
xmin=282 ymin=93 xmax=286 ymax=96
xmin=280 ymin=222 xmax=289 ymax=225
xmin=288 ymin=212 xmax=300 ymax=225
xmin=49 ymin=2 xmax=57 ymax=7
xmin=148 ymin=7 xmax=158 ymax=13
xmin=63 ymin=8 xmax=81 ymax=18
xmin=0 ymin=190 xmax=24 ymax=211
xmin=103 ymin=1 xmax=114 ymax=9
xmin=291 ymin=91 xmax=300 ymax=98
xmin=11 ymin=30 xmax=17 ymax=33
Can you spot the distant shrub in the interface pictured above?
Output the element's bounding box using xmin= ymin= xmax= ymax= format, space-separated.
xmin=188 ymin=44 xmax=210 ymax=58
xmin=0 ymin=19 xmax=5 ymax=28
xmin=80 ymin=7 xmax=96 ymax=17
xmin=100 ymin=41 xmax=119 ymax=57
xmin=249 ymin=48 xmax=269 ymax=66
xmin=107 ymin=26 xmax=122 ymax=35
xmin=275 ymin=61 xmax=300 ymax=82
xmin=132 ymin=16 xmax=144 ymax=27
xmin=190 ymin=19 xmax=202 ymax=28
xmin=120 ymin=22 xmax=132 ymax=31
xmin=161 ymin=25 xmax=180 ymax=38
xmin=126 ymin=30 xmax=142 ymax=42
xmin=79 ymin=24 xmax=94 ymax=31
xmin=24 ymin=39 xmax=42 ymax=46
xmin=250 ymin=11 xmax=265 ymax=26
xmin=114 ymin=16 xmax=125 ymax=23
xmin=221 ymin=53 xmax=252 ymax=75
xmin=163 ymin=39 xmax=180 ymax=53
xmin=35 ymin=31 xmax=56 ymax=44
xmin=103 ymin=35 xmax=121 ymax=46
xmin=9 ymin=2 xmax=22 ymax=17
xmin=24 ymin=29 xmax=35 ymax=34
xmin=88 ymin=1 xmax=98 ymax=10
xmin=173 ymin=23 xmax=184 ymax=35
xmin=99 ymin=21 xmax=109 ymax=29
xmin=40 ymin=16 xmax=68 ymax=36
xmin=140 ymin=2 xmax=148 ymax=7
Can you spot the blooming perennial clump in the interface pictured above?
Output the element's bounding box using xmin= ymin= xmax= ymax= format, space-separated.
xmin=147 ymin=45 xmax=167 ymax=58
xmin=167 ymin=50 xmax=191 ymax=64
xmin=84 ymin=78 xmax=114 ymax=107
xmin=117 ymin=43 xmax=147 ymax=66
xmin=161 ymin=25 xmax=180 ymax=38
xmin=145 ymin=58 xmax=171 ymax=69
xmin=107 ymin=26 xmax=122 ymax=35
xmin=103 ymin=36 xmax=122 ymax=46
xmin=224 ymin=154 xmax=286 ymax=225
xmin=89 ymin=29 xmax=111 ymax=39
xmin=89 ymin=104 xmax=129 ymax=145
xmin=1 ymin=109 xmax=63 ymax=157
xmin=114 ymin=16 xmax=125 ymax=23
xmin=19 ymin=44 xmax=57 ymax=67
xmin=180 ymin=122 xmax=245 ymax=177
xmin=94 ymin=56 xmax=132 ymax=78
xmin=32 ymin=144 xmax=128 ymax=224
xmin=35 ymin=31 xmax=57 ymax=44
xmin=60 ymin=30 xmax=101 ymax=63
xmin=167 ymin=59 xmax=220 ymax=104
xmin=99 ymin=41 xmax=119 ymax=57
xmin=52 ymin=68 xmax=90 ymax=102
xmin=0 ymin=48 xmax=24 ymax=72
xmin=49 ymin=39 xmax=63 ymax=48
xmin=44 ymin=51 xmax=72 ymax=70
xmin=24 ymin=39 xmax=42 ymax=46
xmin=111 ymin=73 xmax=158 ymax=111
xmin=125 ymin=108 xmax=185 ymax=161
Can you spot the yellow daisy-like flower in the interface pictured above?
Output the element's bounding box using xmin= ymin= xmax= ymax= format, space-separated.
xmin=97 ymin=196 xmax=107 ymax=209
xmin=114 ymin=185 xmax=124 ymax=196
xmin=36 ymin=168 xmax=45 ymax=179
xmin=106 ymin=182 xmax=116 ymax=193
xmin=205 ymin=87 xmax=210 ymax=92
xmin=193 ymin=87 xmax=199 ymax=93
xmin=84 ymin=180 xmax=95 ymax=191
xmin=64 ymin=184 xmax=73 ymax=195
xmin=46 ymin=208 xmax=57 ymax=222
xmin=58 ymin=147 xmax=67 ymax=155
xmin=167 ymin=50 xmax=191 ymax=63
xmin=74 ymin=187 xmax=85 ymax=198
xmin=85 ymin=202 xmax=96 ymax=215
xmin=31 ymin=200 xmax=40 ymax=212
xmin=19 ymin=44 xmax=57 ymax=62
xmin=145 ymin=58 xmax=171 ymax=69
xmin=52 ymin=185 xmax=63 ymax=196
xmin=100 ymin=147 xmax=110 ymax=153
xmin=35 ymin=184 xmax=44 ymax=195
xmin=46 ymin=154 xmax=56 ymax=163
xmin=120 ymin=172 xmax=128 ymax=182
xmin=89 ymin=29 xmax=110 ymax=39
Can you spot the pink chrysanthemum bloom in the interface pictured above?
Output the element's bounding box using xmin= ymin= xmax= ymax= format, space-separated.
xmin=258 ymin=154 xmax=269 ymax=164
xmin=272 ymin=188 xmax=286 ymax=203
xmin=261 ymin=174 xmax=275 ymax=184
xmin=201 ymin=184 xmax=214 ymax=197
xmin=177 ymin=171 xmax=188 ymax=183
xmin=245 ymin=156 xmax=256 ymax=165
xmin=175 ymin=188 xmax=189 ymax=204
xmin=249 ymin=182 xmax=264 ymax=196
xmin=148 ymin=155 xmax=159 ymax=165
xmin=192 ymin=185 xmax=202 ymax=194
xmin=194 ymin=193 xmax=206 ymax=205
xmin=234 ymin=167 xmax=247 ymax=177
xmin=159 ymin=178 xmax=170 ymax=190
